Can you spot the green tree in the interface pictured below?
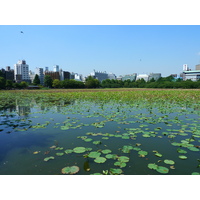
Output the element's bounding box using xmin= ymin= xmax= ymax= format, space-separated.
xmin=20 ymin=81 xmax=28 ymax=89
xmin=52 ymin=79 xmax=61 ymax=88
xmin=33 ymin=74 xmax=40 ymax=85
xmin=44 ymin=75 xmax=53 ymax=88
xmin=85 ymin=76 xmax=100 ymax=88
xmin=6 ymin=80 xmax=13 ymax=89
xmin=0 ymin=77 xmax=6 ymax=89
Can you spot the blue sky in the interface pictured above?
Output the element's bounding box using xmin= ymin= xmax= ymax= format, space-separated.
xmin=1 ymin=25 xmax=200 ymax=77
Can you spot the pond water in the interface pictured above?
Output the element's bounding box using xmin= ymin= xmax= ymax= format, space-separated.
xmin=0 ymin=98 xmax=200 ymax=175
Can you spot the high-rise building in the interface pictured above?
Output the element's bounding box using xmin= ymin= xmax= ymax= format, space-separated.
xmin=89 ymin=70 xmax=109 ymax=82
xmin=121 ymin=73 xmax=137 ymax=81
xmin=183 ymin=64 xmax=189 ymax=71
xmin=35 ymin=67 xmax=44 ymax=85
xmin=53 ymin=65 xmax=59 ymax=72
xmin=59 ymin=69 xmax=70 ymax=81
xmin=14 ymin=60 xmax=30 ymax=83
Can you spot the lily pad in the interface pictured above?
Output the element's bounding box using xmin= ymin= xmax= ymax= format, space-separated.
xmin=138 ymin=150 xmax=148 ymax=156
xmin=148 ymin=163 xmax=158 ymax=170
xmin=122 ymin=145 xmax=133 ymax=153
xmin=94 ymin=157 xmax=107 ymax=163
xmin=179 ymin=155 xmax=187 ymax=160
xmin=44 ymin=156 xmax=55 ymax=162
xmin=155 ymin=152 xmax=162 ymax=157
xmin=187 ymin=147 xmax=199 ymax=152
xmin=105 ymin=154 xmax=118 ymax=159
xmin=118 ymin=156 xmax=130 ymax=163
xmin=73 ymin=147 xmax=86 ymax=153
xmin=114 ymin=161 xmax=126 ymax=168
xmin=102 ymin=149 xmax=112 ymax=154
xmin=61 ymin=166 xmax=79 ymax=174
xmin=164 ymin=159 xmax=175 ymax=165
xmin=84 ymin=138 xmax=93 ymax=142
xmin=177 ymin=148 xmax=187 ymax=154
xmin=191 ymin=172 xmax=200 ymax=175
xmin=110 ymin=168 xmax=123 ymax=175
xmin=88 ymin=151 xmax=101 ymax=158
xmin=56 ymin=152 xmax=64 ymax=156
xmin=93 ymin=141 xmax=101 ymax=145
xmin=65 ymin=149 xmax=73 ymax=154
xmin=156 ymin=166 xmax=169 ymax=174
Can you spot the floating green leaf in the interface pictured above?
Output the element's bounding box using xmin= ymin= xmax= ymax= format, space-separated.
xmin=93 ymin=140 xmax=101 ymax=145
xmin=177 ymin=148 xmax=187 ymax=154
xmin=61 ymin=166 xmax=79 ymax=174
xmin=88 ymin=151 xmax=101 ymax=158
xmin=94 ymin=157 xmax=107 ymax=163
xmin=179 ymin=155 xmax=187 ymax=160
xmin=114 ymin=161 xmax=126 ymax=168
xmin=102 ymin=149 xmax=112 ymax=154
xmin=155 ymin=152 xmax=162 ymax=157
xmin=65 ymin=149 xmax=73 ymax=154
xmin=73 ymin=147 xmax=86 ymax=153
xmin=105 ymin=154 xmax=118 ymax=159
xmin=84 ymin=138 xmax=93 ymax=142
xmin=110 ymin=168 xmax=123 ymax=175
xmin=118 ymin=156 xmax=130 ymax=163
xmin=122 ymin=145 xmax=133 ymax=153
xmin=191 ymin=172 xmax=200 ymax=175
xmin=138 ymin=150 xmax=148 ymax=156
xmin=148 ymin=163 xmax=158 ymax=170
xmin=44 ymin=156 xmax=55 ymax=162
xmin=56 ymin=152 xmax=64 ymax=156
xmin=164 ymin=159 xmax=175 ymax=165
xmin=156 ymin=166 xmax=169 ymax=174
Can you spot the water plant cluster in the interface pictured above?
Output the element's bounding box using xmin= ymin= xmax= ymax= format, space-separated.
xmin=0 ymin=89 xmax=200 ymax=175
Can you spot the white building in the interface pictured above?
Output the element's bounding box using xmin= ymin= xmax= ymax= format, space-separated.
xmin=183 ymin=70 xmax=200 ymax=81
xmin=53 ymin=65 xmax=59 ymax=72
xmin=14 ymin=60 xmax=30 ymax=82
xmin=136 ymin=74 xmax=149 ymax=82
xmin=108 ymin=73 xmax=117 ymax=80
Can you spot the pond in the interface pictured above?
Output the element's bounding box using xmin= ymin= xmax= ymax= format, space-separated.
xmin=0 ymin=91 xmax=200 ymax=175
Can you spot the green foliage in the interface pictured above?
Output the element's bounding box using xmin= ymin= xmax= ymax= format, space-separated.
xmin=20 ymin=81 xmax=28 ymax=89
xmin=52 ymin=79 xmax=61 ymax=88
xmin=0 ymin=77 xmax=6 ymax=89
xmin=44 ymin=75 xmax=53 ymax=88
xmin=6 ymin=80 xmax=13 ymax=89
xmin=33 ymin=74 xmax=40 ymax=85
xmin=85 ymin=76 xmax=100 ymax=88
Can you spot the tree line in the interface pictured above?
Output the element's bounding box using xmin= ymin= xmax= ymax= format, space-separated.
xmin=1 ymin=73 xmax=200 ymax=89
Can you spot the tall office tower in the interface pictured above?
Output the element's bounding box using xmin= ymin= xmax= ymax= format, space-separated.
xmin=14 ymin=60 xmax=30 ymax=83
xmin=183 ymin=64 xmax=189 ymax=71
xmin=53 ymin=65 xmax=59 ymax=72
xmin=35 ymin=67 xmax=44 ymax=85
xmin=45 ymin=67 xmax=49 ymax=72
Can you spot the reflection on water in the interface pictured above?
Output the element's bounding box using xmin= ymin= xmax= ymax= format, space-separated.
xmin=0 ymin=98 xmax=200 ymax=175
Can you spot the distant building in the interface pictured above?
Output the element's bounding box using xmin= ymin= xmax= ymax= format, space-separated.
xmin=29 ymin=70 xmax=35 ymax=83
xmin=183 ymin=64 xmax=189 ymax=71
xmin=107 ymin=73 xmax=117 ymax=80
xmin=182 ymin=70 xmax=200 ymax=81
xmin=195 ymin=64 xmax=200 ymax=71
xmin=148 ymin=73 xmax=161 ymax=81
xmin=35 ymin=67 xmax=44 ymax=85
xmin=89 ymin=70 xmax=108 ymax=82
xmin=0 ymin=66 xmax=14 ymax=81
xmin=121 ymin=73 xmax=137 ymax=81
xmin=59 ymin=69 xmax=70 ymax=81
xmin=136 ymin=74 xmax=149 ymax=82
xmin=14 ymin=60 xmax=30 ymax=83
xmin=45 ymin=67 xmax=49 ymax=72
xmin=74 ymin=73 xmax=83 ymax=81
xmin=44 ymin=71 xmax=60 ymax=80
xmin=53 ymin=65 xmax=59 ymax=72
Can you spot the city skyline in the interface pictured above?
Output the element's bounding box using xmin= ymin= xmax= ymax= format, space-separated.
xmin=1 ymin=25 xmax=200 ymax=78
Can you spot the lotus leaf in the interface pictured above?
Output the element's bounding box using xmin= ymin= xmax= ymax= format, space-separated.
xmin=56 ymin=152 xmax=64 ymax=156
xmin=122 ymin=136 xmax=129 ymax=139
xmin=61 ymin=166 xmax=79 ymax=174
xmin=102 ymin=149 xmax=112 ymax=154
xmin=65 ymin=149 xmax=73 ymax=154
xmin=93 ymin=141 xmax=101 ymax=145
xmin=102 ymin=137 xmax=109 ymax=140
xmin=85 ymin=147 xmax=92 ymax=151
xmin=105 ymin=154 xmax=118 ymax=159
xmin=138 ymin=150 xmax=148 ymax=156
xmin=84 ymin=138 xmax=93 ymax=142
xmin=110 ymin=168 xmax=123 ymax=175
xmin=187 ymin=147 xmax=199 ymax=152
xmin=179 ymin=155 xmax=187 ymax=159
xmin=177 ymin=148 xmax=187 ymax=154
xmin=155 ymin=152 xmax=162 ymax=157
xmin=156 ymin=166 xmax=169 ymax=174
xmin=73 ymin=147 xmax=86 ymax=153
xmin=94 ymin=157 xmax=107 ymax=163
xmin=164 ymin=159 xmax=175 ymax=165
xmin=191 ymin=172 xmax=200 ymax=175
xmin=90 ymin=173 xmax=102 ymax=175
xmin=88 ymin=151 xmax=101 ymax=158
xmin=148 ymin=163 xmax=158 ymax=170
xmin=118 ymin=156 xmax=130 ymax=163
xmin=114 ymin=161 xmax=126 ymax=168
xmin=122 ymin=145 xmax=133 ymax=153
xmin=44 ymin=156 xmax=55 ymax=161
